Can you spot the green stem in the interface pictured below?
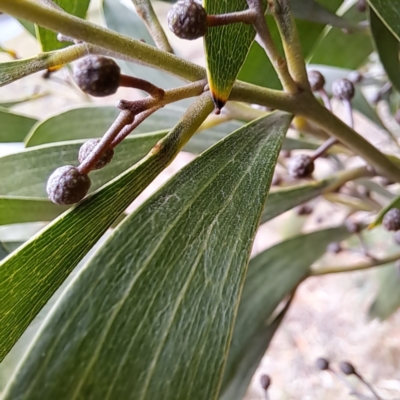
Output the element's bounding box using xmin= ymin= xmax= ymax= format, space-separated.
xmin=323 ymin=166 xmax=373 ymax=193
xmin=0 ymin=0 xmax=205 ymax=82
xmin=268 ymin=0 xmax=309 ymax=90
xmin=298 ymin=93 xmax=400 ymax=183
xmin=311 ymin=252 xmax=400 ymax=276
xmin=131 ymin=0 xmax=173 ymax=53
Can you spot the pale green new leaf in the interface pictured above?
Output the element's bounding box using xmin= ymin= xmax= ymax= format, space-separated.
xmin=368 ymin=0 xmax=400 ymax=41
xmin=0 ymin=107 xmax=37 ymax=142
xmin=36 ymin=0 xmax=90 ymax=51
xmin=220 ymin=226 xmax=351 ymax=400
xmin=2 ymin=112 xmax=291 ymax=400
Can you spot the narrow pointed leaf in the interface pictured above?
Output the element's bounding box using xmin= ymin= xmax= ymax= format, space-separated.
xmin=2 ymin=112 xmax=291 ymax=400
xmin=0 ymin=107 xmax=37 ymax=142
xmin=309 ymin=5 xmax=373 ymax=69
xmin=0 ymin=97 xmax=213 ymax=361
xmin=204 ymin=0 xmax=261 ymax=108
xmin=36 ymin=0 xmax=90 ymax=52
xmin=370 ymin=8 xmax=400 ymax=92
xmin=369 ymin=193 xmax=400 ymax=229
xmin=367 ymin=0 xmax=400 ymax=41
xmin=0 ymin=197 xmax=68 ymax=226
xmin=220 ymin=226 xmax=351 ymax=400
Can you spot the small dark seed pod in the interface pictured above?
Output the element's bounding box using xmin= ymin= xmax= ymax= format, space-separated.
xmin=383 ymin=208 xmax=400 ymax=231
xmin=345 ymin=219 xmax=361 ymax=234
xmin=308 ymin=70 xmax=325 ymax=92
xmin=316 ymin=358 xmax=330 ymax=371
xmin=78 ymin=139 xmax=114 ymax=170
xmin=339 ymin=361 xmax=356 ymax=375
xmin=327 ymin=242 xmax=342 ymax=254
xmin=288 ymin=154 xmax=315 ymax=178
xmin=332 ymin=78 xmax=355 ymax=101
xmin=260 ymin=374 xmax=271 ymax=390
xmin=356 ymin=0 xmax=367 ymax=12
xmin=296 ymin=204 xmax=313 ymax=216
xmin=47 ymin=165 xmax=91 ymax=205
xmin=73 ymin=56 xmax=121 ymax=97
xmin=167 ymin=0 xmax=208 ymax=40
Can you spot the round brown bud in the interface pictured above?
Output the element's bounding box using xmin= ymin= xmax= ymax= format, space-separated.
xmin=327 ymin=242 xmax=342 ymax=254
xmin=316 ymin=357 xmax=330 ymax=371
xmin=332 ymin=78 xmax=355 ymax=101
xmin=73 ymin=56 xmax=121 ymax=97
xmin=260 ymin=374 xmax=271 ymax=390
xmin=308 ymin=70 xmax=325 ymax=92
xmin=383 ymin=208 xmax=400 ymax=231
xmin=345 ymin=219 xmax=361 ymax=234
xmin=288 ymin=154 xmax=315 ymax=178
xmin=167 ymin=0 xmax=208 ymax=40
xmin=47 ymin=165 xmax=91 ymax=205
xmin=339 ymin=361 xmax=356 ymax=375
xmin=78 ymin=139 xmax=114 ymax=170
xmin=356 ymin=0 xmax=367 ymax=12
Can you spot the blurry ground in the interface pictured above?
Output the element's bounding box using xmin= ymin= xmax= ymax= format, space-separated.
xmin=1 ymin=1 xmax=400 ymax=399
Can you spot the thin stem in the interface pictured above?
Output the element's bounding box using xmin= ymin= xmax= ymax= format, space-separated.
xmin=355 ymin=373 xmax=382 ymax=400
xmin=323 ymin=193 xmax=376 ymax=212
xmin=343 ymin=99 xmax=354 ymax=129
xmin=268 ymin=0 xmax=310 ymax=90
xmin=311 ymin=251 xmax=400 ymax=276
xmin=207 ymin=10 xmax=257 ymax=26
xmin=110 ymin=107 xmax=160 ymax=148
xmin=247 ymin=0 xmax=298 ymax=94
xmin=311 ymin=137 xmax=338 ymax=160
xmin=78 ymin=111 xmax=134 ymax=174
xmin=299 ymin=93 xmax=400 ymax=183
xmin=319 ymin=88 xmax=332 ymax=111
xmin=323 ymin=166 xmax=374 ymax=193
xmin=131 ymin=0 xmax=173 ymax=53
xmin=117 ymin=79 xmax=207 ymax=114
xmin=119 ymin=75 xmax=165 ymax=98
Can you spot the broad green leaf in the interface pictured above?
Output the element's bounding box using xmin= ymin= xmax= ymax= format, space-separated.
xmin=102 ymin=0 xmax=183 ymax=88
xmin=36 ymin=0 xmax=90 ymax=52
xmin=0 ymin=197 xmax=68 ymax=226
xmin=0 ymin=133 xmax=166 ymax=197
xmin=369 ymin=193 xmax=400 ymax=228
xmin=204 ymin=0 xmax=261 ymax=108
xmin=17 ymin=19 xmax=36 ymax=37
xmin=370 ymin=9 xmax=400 ymax=93
xmin=369 ymin=264 xmax=400 ymax=320
xmin=0 ymin=107 xmax=37 ymax=142
xmin=368 ymin=0 xmax=400 ymax=41
xmin=2 ymin=112 xmax=291 ymax=399
xmin=309 ymin=5 xmax=373 ymax=69
xmin=220 ymin=226 xmax=351 ymax=400
xmin=0 ymin=96 xmax=214 ymax=361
